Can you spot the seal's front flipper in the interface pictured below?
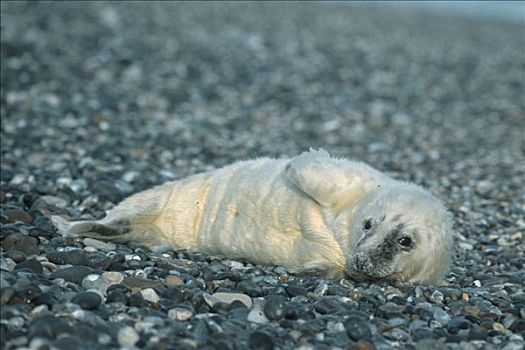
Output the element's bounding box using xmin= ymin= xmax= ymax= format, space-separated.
xmin=285 ymin=148 xmax=369 ymax=212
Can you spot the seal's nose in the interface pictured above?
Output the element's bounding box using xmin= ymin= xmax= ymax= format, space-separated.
xmin=354 ymin=252 xmax=368 ymax=271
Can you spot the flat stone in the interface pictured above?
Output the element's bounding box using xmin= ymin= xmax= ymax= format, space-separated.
xmin=63 ymin=249 xmax=89 ymax=266
xmin=203 ymin=292 xmax=252 ymax=308
xmin=140 ymin=288 xmax=160 ymax=303
xmin=71 ymin=291 xmax=102 ymax=310
xmin=14 ymin=259 xmax=43 ymax=274
xmin=4 ymin=209 xmax=33 ymax=224
xmin=2 ymin=232 xmax=39 ymax=255
xmin=51 ymin=266 xmax=93 ymax=285
xmin=121 ymin=276 xmax=166 ymax=292
xmin=165 ymin=275 xmax=184 ymax=286
xmin=168 ymin=307 xmax=193 ymax=321
xmin=247 ymin=307 xmax=269 ymax=324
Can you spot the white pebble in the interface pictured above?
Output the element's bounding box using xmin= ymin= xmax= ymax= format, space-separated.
xmin=247 ymin=307 xmax=269 ymax=324
xmin=203 ymin=292 xmax=252 ymax=308
xmin=118 ymin=326 xmax=139 ymax=347
xmin=140 ymin=288 xmax=160 ymax=303
xmin=473 ymin=280 xmax=482 ymax=287
xmin=168 ymin=307 xmax=193 ymax=321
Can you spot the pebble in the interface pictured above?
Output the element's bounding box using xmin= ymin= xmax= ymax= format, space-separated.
xmin=447 ymin=318 xmax=472 ymax=334
xmin=263 ymin=295 xmax=287 ymax=320
xmin=168 ymin=307 xmax=193 ymax=321
xmin=247 ymin=307 xmax=269 ymax=324
xmin=140 ymin=288 xmax=160 ymax=303
xmin=249 ymin=331 xmax=274 ymax=350
xmin=432 ymin=306 xmax=451 ymax=326
xmin=121 ymin=276 xmax=165 ymax=292
xmin=3 ymin=232 xmax=39 ymax=255
xmin=51 ymin=266 xmax=93 ymax=285
xmin=203 ymin=292 xmax=252 ymax=308
xmin=71 ymin=291 xmax=102 ymax=310
xmin=6 ymin=249 xmax=27 ymax=262
xmin=40 ymin=195 xmax=68 ymax=208
xmin=118 ymin=326 xmax=140 ymax=347
xmin=165 ymin=275 xmax=184 ymax=286
xmin=14 ymin=259 xmax=43 ymax=273
xmin=64 ymin=249 xmax=90 ymax=266
xmin=4 ymin=209 xmax=33 ymax=224
xmin=345 ymin=315 xmax=372 ymax=341
xmin=429 ymin=290 xmax=444 ymax=304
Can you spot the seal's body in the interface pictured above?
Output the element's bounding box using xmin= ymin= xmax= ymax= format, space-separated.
xmin=53 ymin=149 xmax=453 ymax=284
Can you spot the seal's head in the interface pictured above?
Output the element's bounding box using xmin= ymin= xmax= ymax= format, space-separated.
xmin=346 ymin=185 xmax=453 ymax=284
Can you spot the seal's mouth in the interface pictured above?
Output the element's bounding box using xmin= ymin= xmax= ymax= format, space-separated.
xmin=345 ymin=267 xmax=402 ymax=283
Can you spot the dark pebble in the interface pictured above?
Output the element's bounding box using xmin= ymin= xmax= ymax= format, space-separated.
xmin=2 ymin=232 xmax=39 ymax=255
xmin=47 ymin=251 xmax=67 ymax=264
xmin=106 ymin=290 xmax=127 ymax=304
xmin=510 ymin=319 xmax=525 ymax=333
xmin=110 ymin=262 xmax=128 ymax=271
xmin=63 ymin=249 xmax=90 ymax=266
xmin=4 ymin=209 xmax=33 ymax=224
xmin=447 ymin=318 xmax=472 ymax=334
xmin=71 ymin=291 xmax=102 ymax=310
xmin=14 ymin=259 xmax=43 ymax=274
xmin=91 ymin=181 xmax=122 ymax=203
xmin=377 ymin=302 xmax=403 ymax=318
xmin=412 ymin=327 xmax=435 ymax=341
xmin=163 ymin=287 xmax=185 ymax=303
xmin=236 ymin=279 xmax=263 ymax=297
xmin=268 ymin=285 xmax=288 ymax=297
xmin=263 ymin=295 xmax=287 ymax=320
xmin=285 ymin=285 xmax=307 ymax=297
xmin=28 ymin=315 xmax=71 ymax=339
xmin=53 ymin=335 xmax=85 ymax=350
xmin=216 ymin=271 xmax=242 ymax=281
xmin=345 ymin=315 xmax=372 ymax=341
xmin=32 ymin=292 xmax=58 ymax=307
xmin=249 ymin=331 xmax=274 ymax=350
xmin=87 ymin=252 xmax=112 ymax=270
xmin=128 ymin=292 xmax=147 ymax=307
xmin=314 ymin=297 xmax=345 ymax=314
xmin=1 ymin=287 xmax=15 ymax=304
xmin=5 ymin=249 xmax=27 ymax=262
xmin=468 ymin=325 xmax=488 ymax=340
xmin=50 ymin=266 xmax=93 ymax=285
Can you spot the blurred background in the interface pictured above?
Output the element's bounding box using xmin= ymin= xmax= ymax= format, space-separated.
xmin=1 ymin=1 xmax=524 ymax=207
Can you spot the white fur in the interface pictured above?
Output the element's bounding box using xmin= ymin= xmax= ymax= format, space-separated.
xmin=52 ymin=149 xmax=453 ymax=284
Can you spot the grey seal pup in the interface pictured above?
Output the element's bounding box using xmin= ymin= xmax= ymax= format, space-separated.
xmin=52 ymin=149 xmax=453 ymax=284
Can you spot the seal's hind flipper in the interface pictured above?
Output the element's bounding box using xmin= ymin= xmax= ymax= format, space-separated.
xmin=51 ymin=215 xmax=133 ymax=242
xmin=51 ymin=214 xmax=170 ymax=247
xmin=51 ymin=181 xmax=177 ymax=247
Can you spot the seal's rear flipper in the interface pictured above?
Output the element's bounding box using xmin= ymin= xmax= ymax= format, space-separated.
xmin=51 ymin=215 xmax=133 ymax=242
xmin=50 ymin=215 xmax=169 ymax=247
xmin=51 ymin=182 xmax=177 ymax=247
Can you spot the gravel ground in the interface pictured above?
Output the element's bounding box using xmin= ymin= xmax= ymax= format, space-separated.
xmin=1 ymin=2 xmax=524 ymax=350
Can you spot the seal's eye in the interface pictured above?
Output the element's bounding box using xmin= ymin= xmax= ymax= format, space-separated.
xmin=398 ymin=237 xmax=412 ymax=247
xmin=363 ymin=219 xmax=372 ymax=231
